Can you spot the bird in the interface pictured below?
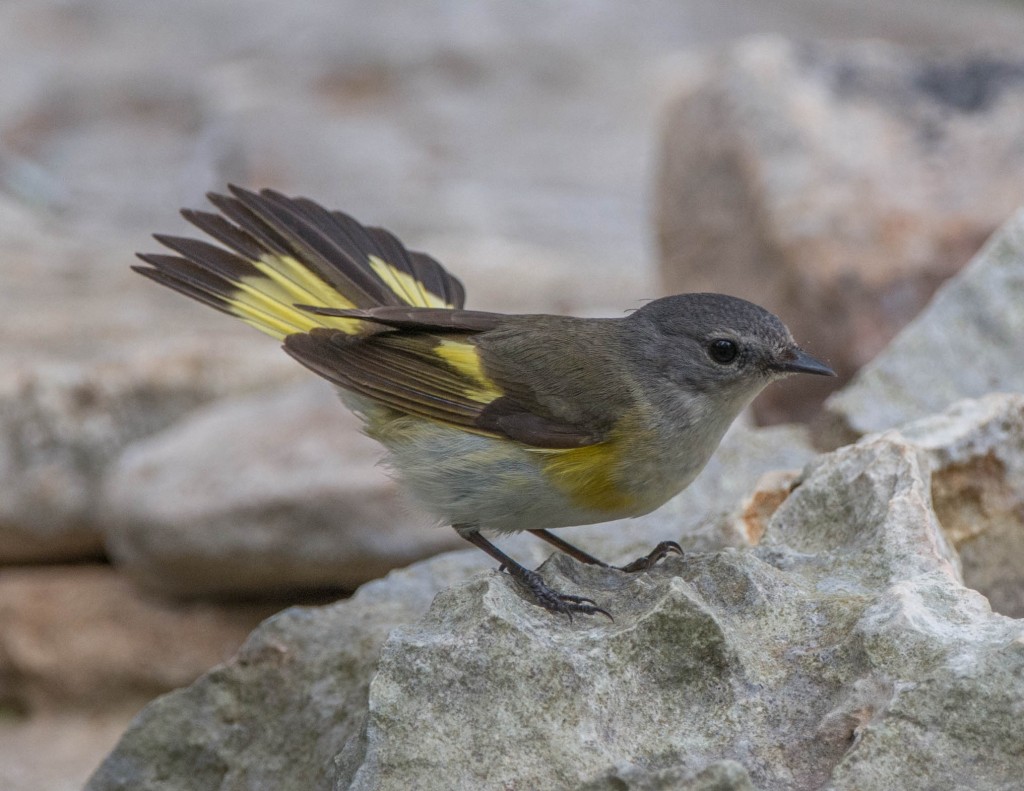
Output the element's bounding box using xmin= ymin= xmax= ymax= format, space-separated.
xmin=134 ymin=185 xmax=834 ymax=618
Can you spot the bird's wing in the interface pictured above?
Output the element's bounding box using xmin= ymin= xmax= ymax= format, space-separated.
xmin=284 ymin=313 xmax=606 ymax=449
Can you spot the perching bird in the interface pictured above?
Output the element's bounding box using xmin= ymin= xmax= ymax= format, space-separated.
xmin=135 ymin=186 xmax=834 ymax=618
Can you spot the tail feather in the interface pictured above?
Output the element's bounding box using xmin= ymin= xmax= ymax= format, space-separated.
xmin=134 ymin=186 xmax=466 ymax=340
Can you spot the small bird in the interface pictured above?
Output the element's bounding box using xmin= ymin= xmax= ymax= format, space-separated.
xmin=136 ymin=186 xmax=834 ymax=618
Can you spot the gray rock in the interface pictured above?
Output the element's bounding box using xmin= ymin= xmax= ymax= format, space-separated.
xmin=102 ymin=382 xmax=464 ymax=597
xmin=819 ymin=209 xmax=1024 ymax=446
xmin=0 ymin=565 xmax=275 ymax=713
xmin=85 ymin=419 xmax=1024 ymax=790
xmin=895 ymin=393 xmax=1024 ymax=618
xmin=0 ymin=342 xmax=296 ymax=563
xmin=656 ymin=37 xmax=1024 ymax=423
xmin=0 ymin=191 xmax=301 ymax=562
xmin=84 ymin=551 xmax=491 ymax=791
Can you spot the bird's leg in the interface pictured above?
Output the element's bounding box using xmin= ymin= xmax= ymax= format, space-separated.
xmin=459 ymin=527 xmax=611 ymax=620
xmin=528 ymin=529 xmax=609 ymax=566
xmin=529 ymin=529 xmax=682 ymax=574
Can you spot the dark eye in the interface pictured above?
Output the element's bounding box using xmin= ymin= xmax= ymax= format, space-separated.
xmin=708 ymin=339 xmax=739 ymax=364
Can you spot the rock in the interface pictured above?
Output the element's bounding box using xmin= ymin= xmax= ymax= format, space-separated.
xmin=84 ymin=552 xmax=491 ymax=791
xmin=0 ymin=564 xmax=276 ymax=714
xmin=896 ymin=393 xmax=1024 ymax=618
xmin=102 ymin=382 xmax=465 ymax=597
xmin=0 ymin=340 xmax=297 ymax=563
xmin=0 ymin=190 xmax=300 ymax=563
xmin=655 ymin=37 xmax=1024 ymax=423
xmin=818 ymin=208 xmax=1024 ymax=447
xmin=85 ymin=428 xmax=1024 ymax=790
xmin=0 ymin=712 xmax=138 ymax=791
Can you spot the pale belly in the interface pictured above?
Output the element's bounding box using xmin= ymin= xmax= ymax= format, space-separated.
xmin=370 ymin=413 xmax=712 ymax=534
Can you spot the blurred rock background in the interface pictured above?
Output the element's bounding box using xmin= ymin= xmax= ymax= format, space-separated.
xmin=3 ymin=1 xmax=1024 ymax=789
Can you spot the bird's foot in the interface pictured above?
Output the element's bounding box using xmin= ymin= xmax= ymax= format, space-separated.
xmin=506 ymin=567 xmax=612 ymax=621
xmin=616 ymin=541 xmax=683 ymax=573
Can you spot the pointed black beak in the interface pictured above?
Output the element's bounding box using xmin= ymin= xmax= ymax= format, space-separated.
xmin=774 ymin=347 xmax=835 ymax=377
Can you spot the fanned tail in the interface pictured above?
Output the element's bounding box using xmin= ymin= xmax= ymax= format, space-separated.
xmin=134 ymin=185 xmax=466 ymax=340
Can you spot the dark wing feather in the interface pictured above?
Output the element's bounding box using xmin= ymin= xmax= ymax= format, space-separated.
xmin=283 ymin=329 xmax=491 ymax=430
xmin=282 ymin=319 xmax=604 ymax=449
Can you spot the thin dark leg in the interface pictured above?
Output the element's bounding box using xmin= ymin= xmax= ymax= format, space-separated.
xmin=460 ymin=528 xmax=611 ymax=620
xmin=528 ymin=529 xmax=683 ymax=573
xmin=529 ymin=529 xmax=608 ymax=566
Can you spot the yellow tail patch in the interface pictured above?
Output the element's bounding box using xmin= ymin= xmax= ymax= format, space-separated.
xmin=232 ymin=255 xmax=462 ymax=340
xmin=368 ymin=256 xmax=452 ymax=309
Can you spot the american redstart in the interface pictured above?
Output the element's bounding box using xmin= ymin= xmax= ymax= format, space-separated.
xmin=135 ymin=186 xmax=833 ymax=618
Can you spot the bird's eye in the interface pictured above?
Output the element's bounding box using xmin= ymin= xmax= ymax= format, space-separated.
xmin=708 ymin=339 xmax=739 ymax=364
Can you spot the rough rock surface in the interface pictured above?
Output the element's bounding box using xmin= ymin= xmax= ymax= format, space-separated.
xmin=86 ymin=419 xmax=1024 ymax=790
xmin=0 ymin=343 xmax=297 ymax=563
xmin=0 ymin=565 xmax=277 ymax=714
xmin=0 ymin=191 xmax=303 ymax=563
xmin=84 ymin=552 xmax=492 ymax=791
xmin=656 ymin=37 xmax=1024 ymax=423
xmin=102 ymin=382 xmax=465 ymax=597
xmin=898 ymin=394 xmax=1024 ymax=618
xmin=819 ymin=207 xmax=1024 ymax=446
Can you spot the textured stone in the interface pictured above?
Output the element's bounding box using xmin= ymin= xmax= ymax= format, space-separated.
xmin=84 ymin=552 xmax=491 ymax=791
xmin=0 ymin=342 xmax=296 ymax=563
xmin=102 ymin=382 xmax=464 ymax=597
xmin=0 ymin=565 xmax=276 ymax=714
xmin=819 ymin=208 xmax=1024 ymax=446
xmin=656 ymin=37 xmax=1024 ymax=423
xmin=896 ymin=393 xmax=1024 ymax=618
xmin=0 ymin=190 xmax=299 ymax=563
xmin=86 ymin=426 xmax=1024 ymax=791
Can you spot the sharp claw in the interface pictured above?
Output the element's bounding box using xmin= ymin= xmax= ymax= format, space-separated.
xmin=616 ymin=541 xmax=685 ymax=573
xmin=503 ymin=567 xmax=612 ymax=620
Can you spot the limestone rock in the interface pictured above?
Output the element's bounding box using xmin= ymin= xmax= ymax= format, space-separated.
xmin=0 ymin=565 xmax=275 ymax=714
xmin=86 ymin=427 xmax=1024 ymax=790
xmin=896 ymin=393 xmax=1024 ymax=618
xmin=85 ymin=552 xmax=490 ymax=791
xmin=0 ymin=712 xmax=136 ymax=791
xmin=102 ymin=382 xmax=464 ymax=597
xmin=0 ymin=341 xmax=296 ymax=563
xmin=819 ymin=208 xmax=1024 ymax=446
xmin=0 ymin=192 xmax=300 ymax=564
xmin=656 ymin=37 xmax=1024 ymax=423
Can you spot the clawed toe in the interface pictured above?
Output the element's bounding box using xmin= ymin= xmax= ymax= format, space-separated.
xmin=616 ymin=540 xmax=683 ymax=573
xmin=508 ymin=568 xmax=613 ymax=621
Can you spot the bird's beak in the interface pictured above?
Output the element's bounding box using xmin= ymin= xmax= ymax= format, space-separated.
xmin=774 ymin=347 xmax=835 ymax=377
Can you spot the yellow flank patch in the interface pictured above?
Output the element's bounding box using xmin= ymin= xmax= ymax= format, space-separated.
xmin=537 ymin=440 xmax=636 ymax=513
xmin=434 ymin=339 xmax=503 ymax=402
xmin=368 ymin=255 xmax=452 ymax=308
